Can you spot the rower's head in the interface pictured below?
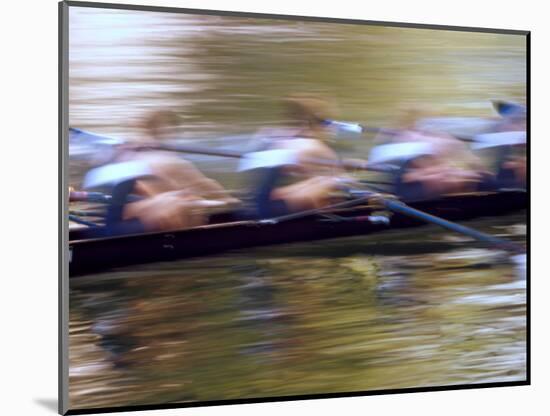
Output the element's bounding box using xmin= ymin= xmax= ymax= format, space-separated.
xmin=140 ymin=110 xmax=180 ymax=141
xmin=395 ymin=106 xmax=432 ymax=131
xmin=283 ymin=94 xmax=334 ymax=135
xmin=493 ymin=101 xmax=526 ymax=131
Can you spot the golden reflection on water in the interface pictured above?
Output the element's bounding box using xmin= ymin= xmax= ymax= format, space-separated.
xmin=69 ymin=215 xmax=526 ymax=409
xmin=68 ymin=7 xmax=526 ymax=143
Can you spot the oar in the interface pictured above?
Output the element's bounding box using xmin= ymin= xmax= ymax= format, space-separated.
xmin=69 ymin=189 xmax=112 ymax=203
xmin=256 ymin=195 xmax=373 ymax=225
xmin=147 ymin=143 xmax=393 ymax=172
xmin=68 ymin=214 xmax=102 ymax=227
xmin=69 ymin=127 xmax=392 ymax=173
xmin=324 ymin=117 xmax=517 ymax=144
xmin=69 ymin=189 xmax=142 ymax=204
xmin=322 ymin=119 xmax=399 ymax=136
xmin=325 ymin=118 xmax=481 ymax=143
xmin=255 ymin=187 xmax=523 ymax=254
xmin=356 ymin=190 xmax=525 ymax=254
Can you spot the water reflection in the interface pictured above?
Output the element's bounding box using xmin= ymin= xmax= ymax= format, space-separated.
xmin=69 ymin=215 xmax=526 ymax=409
xmin=69 ymin=7 xmax=526 ymax=143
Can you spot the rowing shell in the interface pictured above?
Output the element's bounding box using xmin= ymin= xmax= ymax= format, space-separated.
xmin=68 ymin=190 xmax=527 ymax=277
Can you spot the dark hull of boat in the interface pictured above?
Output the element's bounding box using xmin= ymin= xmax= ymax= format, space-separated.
xmin=68 ymin=191 xmax=527 ymax=277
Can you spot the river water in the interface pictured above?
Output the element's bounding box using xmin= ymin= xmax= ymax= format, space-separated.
xmin=67 ymin=6 xmax=527 ymax=410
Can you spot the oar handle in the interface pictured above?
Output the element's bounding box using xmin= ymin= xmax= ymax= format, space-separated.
xmin=143 ymin=143 xmax=243 ymax=159
xmin=68 ymin=214 xmax=101 ymax=227
xmin=69 ymin=189 xmax=143 ymax=204
xmin=257 ymin=195 xmax=373 ymax=225
xmin=69 ymin=190 xmax=111 ymax=203
xmin=322 ymin=119 xmax=400 ymax=136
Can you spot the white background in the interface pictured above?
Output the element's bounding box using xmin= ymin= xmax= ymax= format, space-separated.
xmin=2 ymin=0 xmax=547 ymax=414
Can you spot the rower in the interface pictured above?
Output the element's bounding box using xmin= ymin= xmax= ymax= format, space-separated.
xmin=481 ymin=101 xmax=526 ymax=189
xmin=241 ymin=95 xmax=352 ymax=218
xmin=368 ymin=109 xmax=490 ymax=201
xmin=81 ymin=110 xmax=238 ymax=234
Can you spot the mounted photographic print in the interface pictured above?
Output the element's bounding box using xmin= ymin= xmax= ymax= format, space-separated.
xmin=59 ymin=1 xmax=529 ymax=414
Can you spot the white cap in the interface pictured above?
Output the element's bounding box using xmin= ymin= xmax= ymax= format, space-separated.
xmin=83 ymin=160 xmax=153 ymax=189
